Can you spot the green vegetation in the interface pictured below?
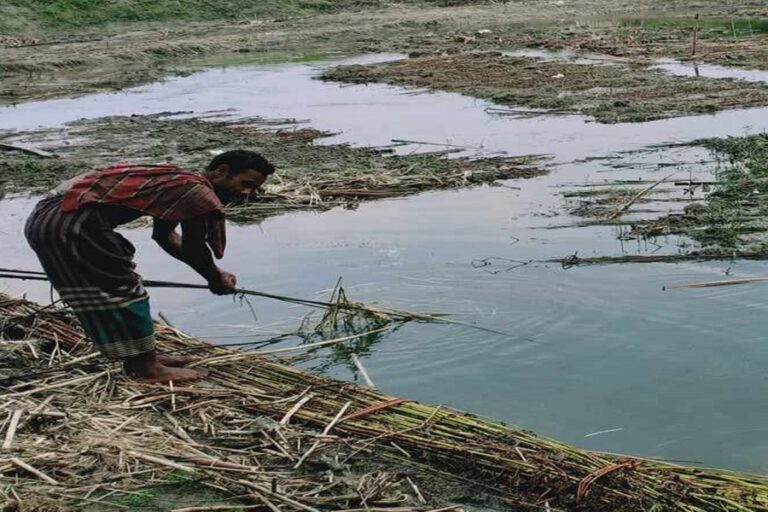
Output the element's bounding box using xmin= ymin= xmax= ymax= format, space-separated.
xmin=570 ymin=134 xmax=768 ymax=254
xmin=0 ymin=156 xmax=89 ymax=194
xmin=619 ymin=16 xmax=768 ymax=40
xmin=0 ymin=0 xmax=490 ymax=33
xmin=321 ymin=52 xmax=768 ymax=123
xmin=668 ymin=134 xmax=768 ymax=249
xmin=98 ymin=471 xmax=241 ymax=511
xmin=0 ymin=113 xmax=542 ymax=222
xmin=0 ymin=0 xmax=364 ymax=32
xmin=563 ymin=133 xmax=768 ymax=255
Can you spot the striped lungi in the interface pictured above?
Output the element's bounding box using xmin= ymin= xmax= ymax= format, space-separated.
xmin=24 ymin=196 xmax=155 ymax=360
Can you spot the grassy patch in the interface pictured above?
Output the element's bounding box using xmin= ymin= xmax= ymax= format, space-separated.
xmin=567 ymin=134 xmax=768 ymax=254
xmin=619 ymin=16 xmax=768 ymax=40
xmin=0 ymin=0 xmax=495 ymax=33
xmin=0 ymin=113 xmax=543 ymax=222
xmin=4 ymin=2 xmax=768 ymax=105
xmin=0 ymin=156 xmax=90 ymax=194
xmin=652 ymin=134 xmax=768 ymax=250
xmin=0 ymin=0 xmax=373 ymax=32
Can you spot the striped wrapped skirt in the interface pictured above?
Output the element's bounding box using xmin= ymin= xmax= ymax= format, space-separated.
xmin=24 ymin=196 xmax=155 ymax=360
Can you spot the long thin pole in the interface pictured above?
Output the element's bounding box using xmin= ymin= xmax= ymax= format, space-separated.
xmin=0 ymin=269 xmax=339 ymax=309
xmin=0 ymin=269 xmax=510 ymax=336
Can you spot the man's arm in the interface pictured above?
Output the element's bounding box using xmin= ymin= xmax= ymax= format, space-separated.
xmin=152 ymin=217 xmax=236 ymax=295
xmin=152 ymin=219 xmax=184 ymax=261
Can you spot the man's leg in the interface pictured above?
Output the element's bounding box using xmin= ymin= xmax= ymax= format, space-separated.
xmin=25 ymin=199 xmax=207 ymax=383
xmin=75 ymin=296 xmax=207 ymax=383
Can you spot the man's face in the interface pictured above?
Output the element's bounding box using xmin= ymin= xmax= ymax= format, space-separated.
xmin=210 ymin=166 xmax=268 ymax=203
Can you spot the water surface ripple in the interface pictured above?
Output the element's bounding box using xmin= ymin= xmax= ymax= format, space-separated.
xmin=1 ymin=56 xmax=768 ymax=473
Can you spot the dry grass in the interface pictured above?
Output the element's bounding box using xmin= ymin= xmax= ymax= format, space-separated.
xmin=0 ymin=114 xmax=543 ymax=224
xmin=2 ymin=294 xmax=768 ymax=511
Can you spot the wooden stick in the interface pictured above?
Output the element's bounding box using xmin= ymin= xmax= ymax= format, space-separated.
xmin=0 ymin=143 xmax=55 ymax=158
xmin=2 ymin=410 xmax=23 ymax=450
xmin=238 ymin=480 xmax=322 ymax=512
xmin=158 ymin=312 xmax=176 ymax=328
xmin=294 ymin=401 xmax=352 ymax=468
xmin=605 ymin=173 xmax=675 ymax=221
xmin=249 ymin=491 xmax=282 ymax=512
xmin=666 ymin=276 xmax=768 ymax=290
xmin=691 ymin=14 xmax=700 ymax=57
xmin=127 ymin=451 xmax=197 ymax=473
xmin=0 ymin=270 xmax=508 ymax=336
xmin=4 ymin=372 xmax=108 ymax=398
xmin=280 ymin=393 xmax=315 ymax=426
xmin=406 ymin=476 xmax=427 ymax=504
xmin=391 ymin=139 xmax=482 ymax=151
xmin=351 ymin=354 xmax=375 ymax=388
xmin=11 ymin=457 xmax=58 ymax=485
xmin=257 ymin=326 xmax=395 ymax=356
xmin=172 ymin=506 xmax=262 ymax=512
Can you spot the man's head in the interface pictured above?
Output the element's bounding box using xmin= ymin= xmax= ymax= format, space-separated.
xmin=204 ymin=150 xmax=275 ymax=203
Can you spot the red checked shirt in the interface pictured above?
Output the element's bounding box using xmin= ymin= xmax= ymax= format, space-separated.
xmin=60 ymin=163 xmax=227 ymax=258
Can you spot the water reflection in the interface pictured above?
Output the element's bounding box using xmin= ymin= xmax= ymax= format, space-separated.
xmin=2 ymin=57 xmax=768 ymax=474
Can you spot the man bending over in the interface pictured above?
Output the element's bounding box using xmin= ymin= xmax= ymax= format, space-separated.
xmin=25 ymin=150 xmax=274 ymax=382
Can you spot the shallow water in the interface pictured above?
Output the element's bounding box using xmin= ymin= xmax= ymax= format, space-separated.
xmin=3 ymin=56 xmax=768 ymax=474
xmin=652 ymin=58 xmax=768 ymax=83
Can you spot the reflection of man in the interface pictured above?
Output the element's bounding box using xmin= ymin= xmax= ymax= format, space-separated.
xmin=25 ymin=150 xmax=274 ymax=382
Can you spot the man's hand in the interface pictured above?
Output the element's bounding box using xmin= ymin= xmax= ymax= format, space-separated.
xmin=208 ymin=269 xmax=237 ymax=295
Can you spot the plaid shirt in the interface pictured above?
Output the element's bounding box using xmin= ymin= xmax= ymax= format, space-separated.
xmin=61 ymin=163 xmax=226 ymax=258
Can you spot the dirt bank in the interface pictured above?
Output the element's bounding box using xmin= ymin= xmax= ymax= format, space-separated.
xmin=3 ymin=0 xmax=768 ymax=105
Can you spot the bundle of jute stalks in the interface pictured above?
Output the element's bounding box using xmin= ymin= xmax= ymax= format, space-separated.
xmin=1 ymin=294 xmax=767 ymax=512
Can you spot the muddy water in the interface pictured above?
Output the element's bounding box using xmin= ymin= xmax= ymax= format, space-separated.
xmin=3 ymin=56 xmax=768 ymax=474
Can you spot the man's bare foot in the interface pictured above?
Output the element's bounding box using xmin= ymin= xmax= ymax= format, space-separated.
xmin=124 ymin=350 xmax=208 ymax=383
xmin=156 ymin=353 xmax=195 ymax=367
xmin=132 ymin=364 xmax=209 ymax=384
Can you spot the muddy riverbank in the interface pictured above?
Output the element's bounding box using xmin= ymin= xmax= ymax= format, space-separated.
xmin=3 ymin=0 xmax=768 ymax=105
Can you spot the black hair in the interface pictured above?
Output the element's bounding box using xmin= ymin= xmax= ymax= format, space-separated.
xmin=207 ymin=150 xmax=275 ymax=176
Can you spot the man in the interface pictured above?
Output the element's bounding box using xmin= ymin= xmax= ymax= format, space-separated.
xmin=25 ymin=150 xmax=274 ymax=382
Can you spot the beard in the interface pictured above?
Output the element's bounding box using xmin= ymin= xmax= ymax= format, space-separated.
xmin=213 ymin=184 xmax=238 ymax=205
